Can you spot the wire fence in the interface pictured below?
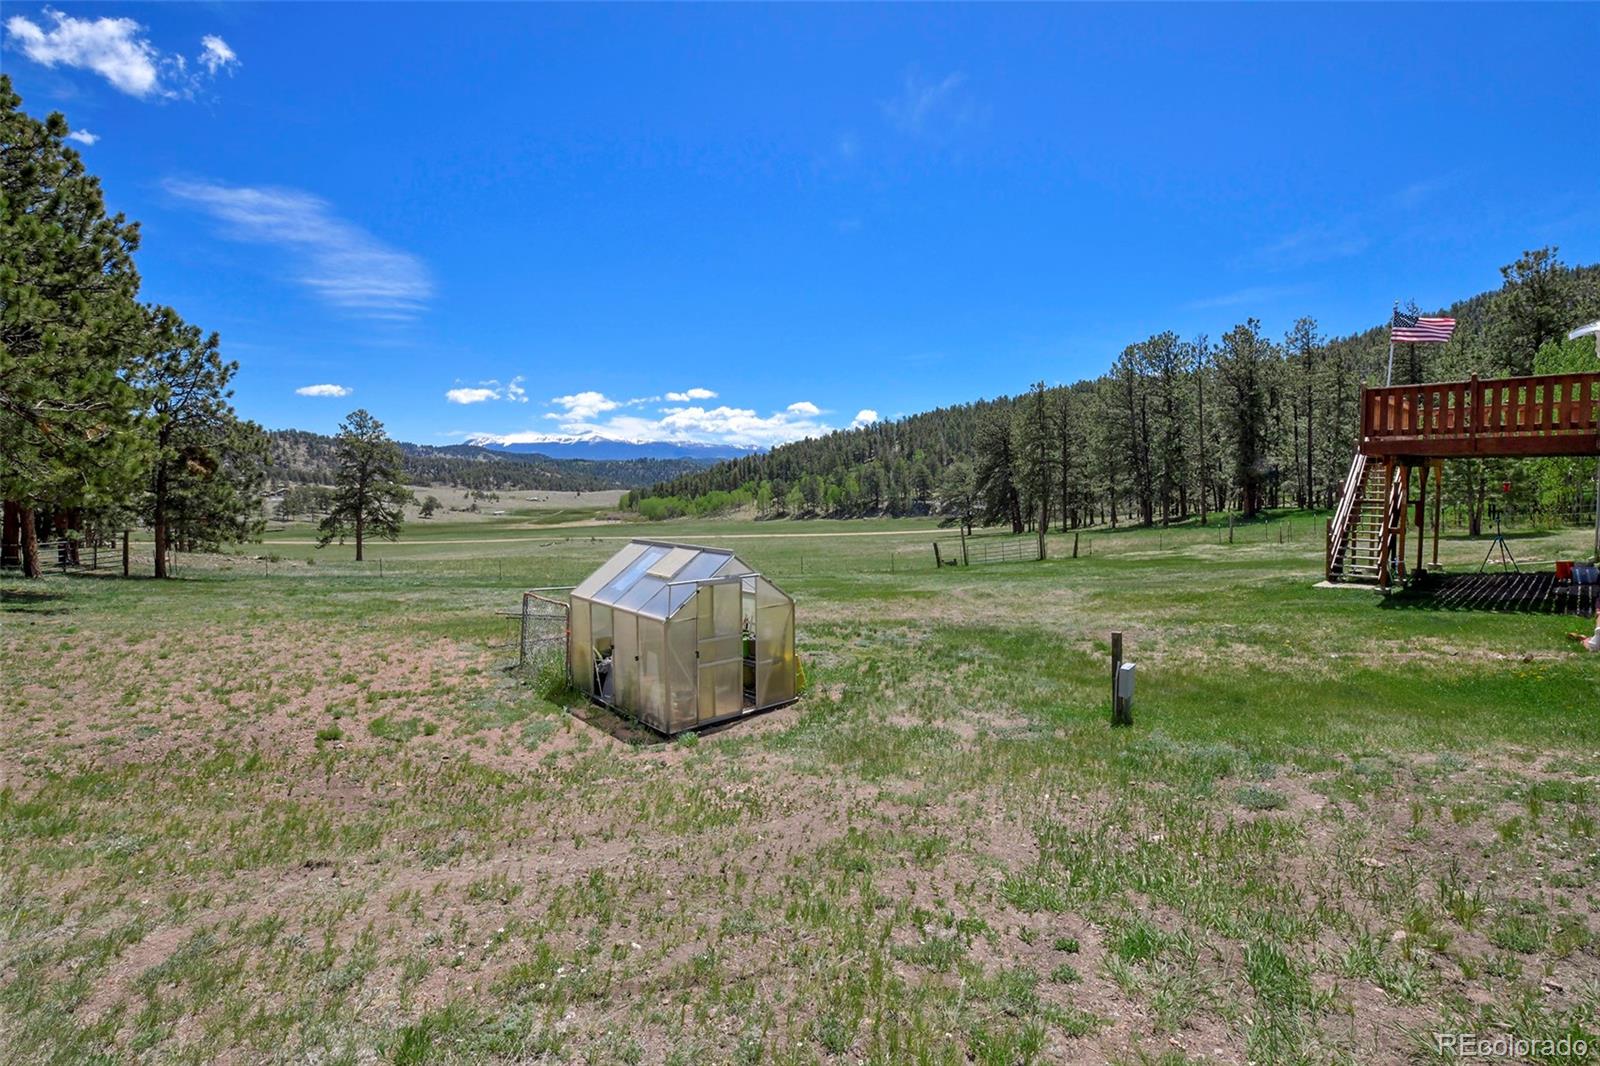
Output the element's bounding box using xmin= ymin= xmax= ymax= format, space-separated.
xmin=517 ymin=589 xmax=570 ymax=672
xmin=0 ymin=536 xmax=122 ymax=574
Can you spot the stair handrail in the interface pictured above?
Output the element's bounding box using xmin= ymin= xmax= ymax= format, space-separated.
xmin=1326 ymin=451 xmax=1367 ymax=579
xmin=1378 ymin=463 xmax=1406 ymax=586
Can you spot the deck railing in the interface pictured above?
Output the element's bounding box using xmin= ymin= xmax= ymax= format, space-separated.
xmin=1361 ymin=372 xmax=1600 ymax=458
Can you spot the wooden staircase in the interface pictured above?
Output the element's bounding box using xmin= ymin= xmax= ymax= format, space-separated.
xmin=1327 ymin=453 xmax=1401 ymax=584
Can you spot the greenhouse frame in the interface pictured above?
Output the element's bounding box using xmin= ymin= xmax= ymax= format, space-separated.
xmin=566 ymin=540 xmax=797 ymax=734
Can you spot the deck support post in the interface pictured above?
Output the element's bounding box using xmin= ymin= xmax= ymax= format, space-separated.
xmin=1431 ymin=462 xmax=1443 ymax=568
xmin=1415 ymin=460 xmax=1428 ymax=576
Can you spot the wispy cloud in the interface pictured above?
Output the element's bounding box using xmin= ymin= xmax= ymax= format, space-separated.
xmin=4 ymin=10 xmax=238 ymax=100
xmin=164 ymin=180 xmax=432 ymax=320
xmin=882 ymin=70 xmax=977 ymax=139
xmin=1248 ymin=221 xmax=1370 ymax=270
xmin=786 ymin=400 xmax=821 ymax=416
xmin=198 ymin=34 xmax=237 ymax=77
xmin=446 ymin=375 xmax=527 ymax=405
xmin=295 ymin=383 xmax=351 ymax=398
xmin=65 ymin=127 xmax=98 ymax=145
xmin=1184 ymin=283 xmax=1314 ymax=311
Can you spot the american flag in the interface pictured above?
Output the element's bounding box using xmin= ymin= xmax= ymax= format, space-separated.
xmin=1392 ymin=309 xmax=1457 ymax=344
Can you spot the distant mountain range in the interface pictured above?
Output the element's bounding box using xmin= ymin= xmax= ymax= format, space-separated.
xmin=268 ymin=429 xmax=720 ymax=492
xmin=464 ymin=433 xmax=761 ymax=462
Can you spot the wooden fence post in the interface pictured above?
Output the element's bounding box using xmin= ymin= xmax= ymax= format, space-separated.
xmin=122 ymin=530 xmax=130 ymax=577
xmin=933 ymin=542 xmax=942 ymax=569
xmin=1073 ymin=532 xmax=1080 ymax=558
xmin=1111 ymin=632 xmax=1131 ymax=727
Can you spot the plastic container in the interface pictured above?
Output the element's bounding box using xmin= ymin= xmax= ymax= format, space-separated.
xmin=1556 ymin=560 xmax=1574 ymax=583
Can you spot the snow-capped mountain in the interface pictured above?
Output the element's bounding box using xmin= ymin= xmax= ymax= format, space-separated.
xmin=464 ymin=433 xmax=761 ymax=462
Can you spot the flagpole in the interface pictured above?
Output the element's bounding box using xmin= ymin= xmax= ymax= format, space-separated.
xmin=1384 ymin=300 xmax=1397 ymax=386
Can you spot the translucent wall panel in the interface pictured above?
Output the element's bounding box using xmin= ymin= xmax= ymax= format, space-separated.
xmin=637 ymin=618 xmax=666 ymax=732
xmin=591 ymin=604 xmax=613 ymax=652
xmin=613 ymin=612 xmax=637 ymax=710
xmin=696 ymin=584 xmax=740 ymax=670
xmin=569 ymin=600 xmax=592 ymax=694
xmin=754 ymin=577 xmax=796 ymax=708
xmin=666 ymin=615 xmax=698 ymax=733
xmin=701 ymin=660 xmax=742 ymax=720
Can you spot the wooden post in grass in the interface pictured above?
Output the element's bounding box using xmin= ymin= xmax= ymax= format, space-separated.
xmin=932 ymin=542 xmax=943 ymax=569
xmin=1107 ymin=630 xmax=1132 ymax=723
xmin=1110 ymin=631 xmax=1131 ymax=727
xmin=1228 ymin=515 xmax=1234 ymax=544
xmin=122 ymin=530 xmax=129 ymax=577
xmin=1113 ymin=630 xmax=1126 ymax=723
xmin=960 ymin=524 xmax=969 ymax=566
xmin=1073 ymin=532 xmax=1079 ymax=558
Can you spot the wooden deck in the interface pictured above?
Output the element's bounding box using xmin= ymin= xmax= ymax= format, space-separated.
xmin=1361 ymin=372 xmax=1600 ymax=459
xmin=1389 ymin=571 xmax=1598 ymax=616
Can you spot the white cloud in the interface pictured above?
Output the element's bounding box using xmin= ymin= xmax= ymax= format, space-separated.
xmin=66 ymin=128 xmax=99 ymax=145
xmin=446 ymin=376 xmax=527 ymax=405
xmin=479 ymin=386 xmax=864 ymax=448
xmin=850 ymin=409 xmax=880 ymax=428
xmin=295 ymin=383 xmax=352 ymax=398
xmin=5 ymin=10 xmax=239 ymax=99
xmin=198 ymin=34 xmax=237 ymax=76
xmin=164 ymin=180 xmax=432 ymax=319
xmin=6 ymin=10 xmax=160 ymax=96
xmin=883 ymin=70 xmax=975 ymax=138
xmin=548 ymin=390 xmax=620 ymax=420
xmin=664 ymin=387 xmax=718 ymax=402
xmin=447 ymin=387 xmax=500 ymax=405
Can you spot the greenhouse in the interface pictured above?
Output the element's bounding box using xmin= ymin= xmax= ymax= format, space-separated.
xmin=566 ymin=540 xmax=797 ymax=734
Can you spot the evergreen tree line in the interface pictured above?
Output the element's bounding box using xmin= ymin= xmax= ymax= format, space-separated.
xmin=629 ymin=252 xmax=1600 ymax=534
xmin=2 ymin=77 xmax=268 ymax=578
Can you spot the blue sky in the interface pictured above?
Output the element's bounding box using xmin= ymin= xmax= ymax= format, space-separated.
xmin=4 ymin=4 xmax=1597 ymax=448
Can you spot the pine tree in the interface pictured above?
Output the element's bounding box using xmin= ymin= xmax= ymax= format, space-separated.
xmin=317 ymin=410 xmax=411 ymax=561
xmin=974 ymin=411 xmax=1023 ymax=533
xmin=137 ymin=306 xmax=260 ymax=577
xmin=1217 ymin=319 xmax=1275 ymax=518
xmin=0 ymin=76 xmax=146 ymax=576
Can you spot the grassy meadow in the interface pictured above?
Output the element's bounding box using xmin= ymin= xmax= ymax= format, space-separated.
xmin=4 ymin=507 xmax=1600 ymax=1065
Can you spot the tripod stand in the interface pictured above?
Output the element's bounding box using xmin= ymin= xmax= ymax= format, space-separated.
xmin=1479 ymin=508 xmax=1519 ymax=574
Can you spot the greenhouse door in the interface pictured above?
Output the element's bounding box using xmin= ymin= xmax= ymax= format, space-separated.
xmin=613 ymin=610 xmax=637 ymax=710
xmin=752 ymin=576 xmax=794 ymax=709
xmin=695 ymin=582 xmax=742 ymax=722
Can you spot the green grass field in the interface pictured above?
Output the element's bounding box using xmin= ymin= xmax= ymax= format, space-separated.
xmin=4 ymin=511 xmax=1599 ymax=1064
